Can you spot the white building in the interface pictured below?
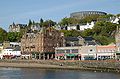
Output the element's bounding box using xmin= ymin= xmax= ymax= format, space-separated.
xmin=9 ymin=23 xmax=27 ymax=32
xmin=10 ymin=42 xmax=21 ymax=47
xmin=110 ymin=16 xmax=120 ymax=24
xmin=67 ymin=22 xmax=94 ymax=31
xmin=55 ymin=45 xmax=116 ymax=60
xmin=56 ymin=21 xmax=95 ymax=31
xmin=80 ymin=21 xmax=94 ymax=31
xmin=1 ymin=46 xmax=21 ymax=59
xmin=67 ymin=25 xmax=78 ymax=30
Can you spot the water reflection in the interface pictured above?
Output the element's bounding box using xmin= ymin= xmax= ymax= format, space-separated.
xmin=0 ymin=67 xmax=119 ymax=79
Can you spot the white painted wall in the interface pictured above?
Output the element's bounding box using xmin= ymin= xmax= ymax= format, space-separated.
xmin=80 ymin=22 xmax=94 ymax=31
xmin=1 ymin=48 xmax=21 ymax=57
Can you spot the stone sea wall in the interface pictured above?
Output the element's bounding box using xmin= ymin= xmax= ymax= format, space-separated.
xmin=0 ymin=60 xmax=120 ymax=73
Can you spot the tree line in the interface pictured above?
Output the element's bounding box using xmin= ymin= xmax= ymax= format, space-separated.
xmin=0 ymin=14 xmax=120 ymax=45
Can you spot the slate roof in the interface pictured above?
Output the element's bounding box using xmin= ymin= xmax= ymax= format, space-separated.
xmin=84 ymin=37 xmax=94 ymax=41
xmin=65 ymin=36 xmax=99 ymax=46
xmin=65 ymin=37 xmax=79 ymax=41
xmin=13 ymin=46 xmax=21 ymax=51
xmin=5 ymin=47 xmax=14 ymax=49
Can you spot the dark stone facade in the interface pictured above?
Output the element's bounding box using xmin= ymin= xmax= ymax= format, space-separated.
xmin=21 ymin=27 xmax=64 ymax=59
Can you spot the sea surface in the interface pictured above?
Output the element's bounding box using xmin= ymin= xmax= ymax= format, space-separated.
xmin=0 ymin=67 xmax=119 ymax=79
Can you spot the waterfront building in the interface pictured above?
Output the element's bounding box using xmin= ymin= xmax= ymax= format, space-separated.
xmin=12 ymin=46 xmax=21 ymax=57
xmin=70 ymin=11 xmax=107 ymax=19
xmin=9 ymin=23 xmax=27 ymax=32
xmin=55 ymin=46 xmax=80 ymax=60
xmin=96 ymin=45 xmax=116 ymax=60
xmin=21 ymin=27 xmax=64 ymax=60
xmin=55 ymin=46 xmax=97 ymax=60
xmin=55 ymin=44 xmax=116 ymax=60
xmin=80 ymin=46 xmax=97 ymax=60
xmin=1 ymin=46 xmax=21 ymax=59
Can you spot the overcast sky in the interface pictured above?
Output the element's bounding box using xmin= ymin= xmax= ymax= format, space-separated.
xmin=0 ymin=0 xmax=120 ymax=31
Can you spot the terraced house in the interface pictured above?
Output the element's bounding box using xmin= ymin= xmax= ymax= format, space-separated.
xmin=21 ymin=27 xmax=64 ymax=60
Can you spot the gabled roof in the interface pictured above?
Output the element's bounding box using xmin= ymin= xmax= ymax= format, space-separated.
xmin=13 ymin=46 xmax=21 ymax=51
xmin=85 ymin=41 xmax=97 ymax=45
xmin=84 ymin=37 xmax=94 ymax=41
xmin=65 ymin=37 xmax=79 ymax=41
xmin=65 ymin=36 xmax=95 ymax=41
xmin=5 ymin=47 xmax=14 ymax=49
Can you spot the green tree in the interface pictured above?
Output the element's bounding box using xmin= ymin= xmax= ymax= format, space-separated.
xmin=97 ymin=14 xmax=114 ymax=21
xmin=59 ymin=17 xmax=80 ymax=26
xmin=7 ymin=32 xmax=22 ymax=42
xmin=0 ymin=27 xmax=7 ymax=42
xmin=80 ymin=15 xmax=100 ymax=24
xmin=81 ymin=21 xmax=119 ymax=45
xmin=60 ymin=30 xmax=81 ymax=37
xmin=40 ymin=18 xmax=44 ymax=27
xmin=93 ymin=35 xmax=115 ymax=45
xmin=81 ymin=29 xmax=93 ymax=37
xmin=40 ymin=18 xmax=44 ymax=24
xmin=42 ymin=20 xmax=56 ymax=27
xmin=28 ymin=19 xmax=32 ymax=27
xmin=117 ymin=14 xmax=120 ymax=17
xmin=92 ymin=21 xmax=118 ymax=37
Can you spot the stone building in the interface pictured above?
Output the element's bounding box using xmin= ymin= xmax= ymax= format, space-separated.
xmin=9 ymin=23 xmax=27 ymax=32
xmin=21 ymin=27 xmax=64 ymax=60
xmin=70 ymin=11 xmax=107 ymax=20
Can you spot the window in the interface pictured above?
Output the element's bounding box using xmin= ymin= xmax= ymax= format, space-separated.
xmin=72 ymin=49 xmax=78 ymax=53
xmin=98 ymin=50 xmax=100 ymax=52
xmin=90 ymin=49 xmax=93 ymax=51
xmin=56 ymin=50 xmax=65 ymax=54
xmin=66 ymin=49 xmax=70 ymax=53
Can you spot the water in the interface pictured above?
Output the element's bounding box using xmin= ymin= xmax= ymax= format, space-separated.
xmin=0 ymin=67 xmax=119 ymax=79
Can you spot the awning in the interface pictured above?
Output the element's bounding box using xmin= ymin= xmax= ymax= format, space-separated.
xmin=55 ymin=53 xmax=64 ymax=56
xmin=66 ymin=54 xmax=76 ymax=56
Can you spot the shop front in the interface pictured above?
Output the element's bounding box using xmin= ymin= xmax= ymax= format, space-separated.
xmin=66 ymin=53 xmax=79 ymax=60
xmin=116 ymin=51 xmax=120 ymax=60
xmin=55 ymin=53 xmax=65 ymax=60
